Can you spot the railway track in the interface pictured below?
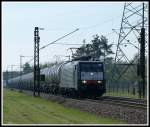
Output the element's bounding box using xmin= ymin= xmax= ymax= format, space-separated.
xmin=10 ymin=88 xmax=147 ymax=109
xmin=85 ymin=96 xmax=147 ymax=109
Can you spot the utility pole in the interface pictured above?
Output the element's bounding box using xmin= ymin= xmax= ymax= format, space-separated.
xmin=11 ymin=65 xmax=13 ymax=79
xmin=140 ymin=3 xmax=145 ymax=98
xmin=6 ymin=65 xmax=11 ymax=86
xmin=34 ymin=27 xmax=44 ymax=97
xmin=11 ymin=65 xmax=18 ymax=79
xmin=20 ymin=55 xmax=22 ymax=90
xmin=6 ymin=65 xmax=18 ymax=86
xmin=83 ymin=39 xmax=86 ymax=56
xmin=6 ymin=70 xmax=8 ymax=87
xmin=34 ymin=27 xmax=40 ymax=97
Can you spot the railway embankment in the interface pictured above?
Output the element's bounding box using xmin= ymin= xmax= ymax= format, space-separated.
xmin=14 ymin=89 xmax=147 ymax=124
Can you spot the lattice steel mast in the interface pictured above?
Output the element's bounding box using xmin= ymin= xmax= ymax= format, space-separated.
xmin=34 ymin=27 xmax=40 ymax=97
xmin=112 ymin=2 xmax=147 ymax=98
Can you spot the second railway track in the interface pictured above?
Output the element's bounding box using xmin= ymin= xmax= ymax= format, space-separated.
xmin=85 ymin=96 xmax=147 ymax=109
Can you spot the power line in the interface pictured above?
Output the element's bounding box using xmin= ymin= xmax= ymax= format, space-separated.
xmin=53 ymin=43 xmax=82 ymax=45
xmin=80 ymin=13 xmax=123 ymax=30
xmin=26 ymin=28 xmax=79 ymax=64
xmin=40 ymin=28 xmax=79 ymax=50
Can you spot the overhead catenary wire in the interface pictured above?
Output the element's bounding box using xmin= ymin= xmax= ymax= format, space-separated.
xmin=52 ymin=43 xmax=83 ymax=45
xmin=40 ymin=28 xmax=79 ymax=50
xmin=79 ymin=13 xmax=123 ymax=30
xmin=26 ymin=28 xmax=79 ymax=64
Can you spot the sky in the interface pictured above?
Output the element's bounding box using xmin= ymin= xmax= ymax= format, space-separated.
xmin=2 ymin=2 xmax=148 ymax=72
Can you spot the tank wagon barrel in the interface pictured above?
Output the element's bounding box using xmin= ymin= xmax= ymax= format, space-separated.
xmin=7 ymin=61 xmax=106 ymax=98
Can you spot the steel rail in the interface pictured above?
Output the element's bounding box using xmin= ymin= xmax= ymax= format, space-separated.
xmin=85 ymin=96 xmax=147 ymax=109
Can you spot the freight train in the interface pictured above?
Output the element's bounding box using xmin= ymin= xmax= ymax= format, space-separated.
xmin=7 ymin=60 xmax=106 ymax=98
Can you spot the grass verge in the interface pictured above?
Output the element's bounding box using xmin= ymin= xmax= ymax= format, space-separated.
xmin=3 ymin=88 xmax=126 ymax=124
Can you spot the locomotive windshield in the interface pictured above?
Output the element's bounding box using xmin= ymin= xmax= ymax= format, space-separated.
xmin=80 ymin=63 xmax=103 ymax=72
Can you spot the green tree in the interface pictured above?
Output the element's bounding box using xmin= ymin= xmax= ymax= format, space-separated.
xmin=23 ymin=62 xmax=32 ymax=73
xmin=72 ymin=39 xmax=88 ymax=58
xmin=91 ymin=34 xmax=104 ymax=59
xmin=72 ymin=34 xmax=114 ymax=61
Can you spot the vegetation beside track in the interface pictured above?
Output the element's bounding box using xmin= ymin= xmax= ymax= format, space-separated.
xmin=104 ymin=91 xmax=140 ymax=99
xmin=3 ymin=88 xmax=126 ymax=124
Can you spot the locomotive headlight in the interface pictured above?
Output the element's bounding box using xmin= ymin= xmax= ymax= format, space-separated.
xmin=82 ymin=80 xmax=87 ymax=84
xmin=90 ymin=73 xmax=94 ymax=76
xmin=97 ymin=80 xmax=102 ymax=84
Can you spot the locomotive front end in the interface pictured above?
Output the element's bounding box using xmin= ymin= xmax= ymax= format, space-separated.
xmin=78 ymin=61 xmax=106 ymax=97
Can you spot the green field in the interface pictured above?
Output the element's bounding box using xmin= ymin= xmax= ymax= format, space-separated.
xmin=3 ymin=88 xmax=126 ymax=124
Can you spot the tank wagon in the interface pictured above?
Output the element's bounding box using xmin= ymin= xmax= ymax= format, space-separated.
xmin=8 ymin=61 xmax=106 ymax=98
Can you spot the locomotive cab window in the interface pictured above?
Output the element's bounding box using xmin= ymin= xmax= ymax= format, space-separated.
xmin=80 ymin=63 xmax=103 ymax=72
